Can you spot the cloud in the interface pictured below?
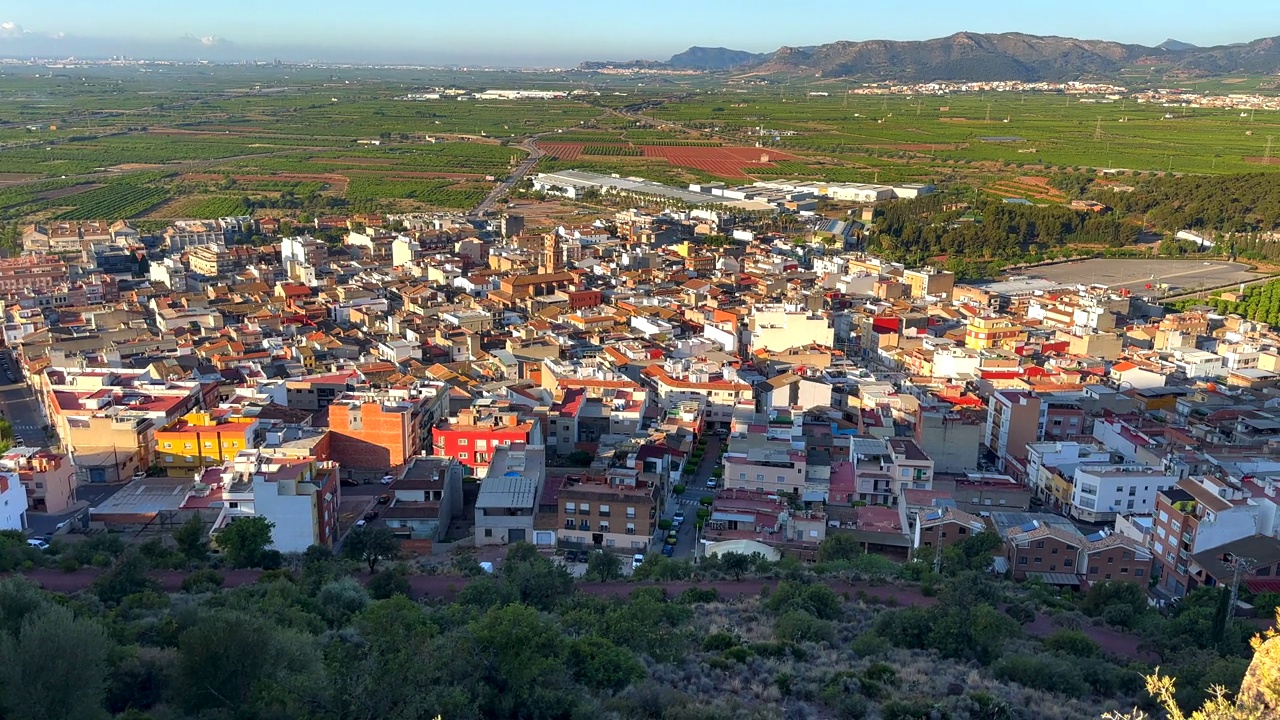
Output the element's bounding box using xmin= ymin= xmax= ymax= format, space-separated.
xmin=179 ymin=33 xmax=231 ymax=47
xmin=0 ymin=21 xmax=25 ymax=38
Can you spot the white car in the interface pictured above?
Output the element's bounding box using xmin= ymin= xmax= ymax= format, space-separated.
xmin=632 ymin=553 xmax=645 ymax=570
xmin=26 ymin=539 xmax=49 ymax=550
xmin=380 ymin=475 xmax=395 ymax=485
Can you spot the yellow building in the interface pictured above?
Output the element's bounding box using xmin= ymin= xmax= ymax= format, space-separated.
xmin=154 ymin=411 xmax=258 ymax=476
xmin=964 ymin=316 xmax=1027 ymax=351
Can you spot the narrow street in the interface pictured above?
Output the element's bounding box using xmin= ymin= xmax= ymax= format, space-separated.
xmin=656 ymin=436 xmax=722 ymax=559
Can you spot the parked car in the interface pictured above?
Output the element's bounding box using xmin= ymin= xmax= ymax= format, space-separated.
xmin=376 ymin=494 xmax=391 ymax=504
xmin=632 ymin=553 xmax=645 ymax=570
xmin=705 ymin=479 xmax=717 ymax=490
xmin=354 ymin=519 xmax=367 ymax=528
xmin=380 ymin=475 xmax=395 ymax=485
xmin=673 ymin=510 xmax=685 ymax=526
xmin=26 ymin=539 xmax=49 ymax=551
xmin=661 ymin=543 xmax=674 ymax=557
xmin=362 ymin=510 xmax=379 ymax=522
xmin=340 ymin=477 xmax=360 ymax=487
xmin=566 ymin=549 xmax=586 ymax=563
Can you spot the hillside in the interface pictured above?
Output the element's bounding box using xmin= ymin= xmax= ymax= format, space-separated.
xmin=585 ymin=32 xmax=1280 ymax=81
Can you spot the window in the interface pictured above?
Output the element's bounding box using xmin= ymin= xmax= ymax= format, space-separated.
xmin=458 ymin=452 xmax=468 ymax=460
xmin=204 ymin=441 xmax=214 ymax=449
xmin=484 ymin=529 xmax=492 ymax=538
xmin=1258 ymin=566 xmax=1272 ymax=577
xmin=1089 ymin=567 xmax=1099 ymax=575
xmin=599 ymin=505 xmax=610 ymax=517
xmin=34 ymin=482 xmax=43 ymax=489
xmin=1135 ymin=568 xmax=1146 ymax=577
xmin=477 ymin=439 xmax=488 ymax=451
xmin=776 ymin=475 xmax=785 ymax=484
xmin=626 ymin=507 xmax=636 ymax=519
xmin=738 ymin=473 xmax=746 ymax=480
xmin=565 ymin=503 xmax=576 ymax=515
xmin=1035 ymin=540 xmax=1045 ymax=549
xmin=458 ymin=438 xmax=468 ymax=446
xmin=958 ymin=527 xmax=968 ymax=535
xmin=1122 ymin=551 xmax=1131 ymax=561
xmin=1063 ymin=558 xmax=1073 ymax=567
xmin=1120 ymin=567 xmax=1129 ymax=574
xmin=756 ymin=474 xmax=764 ymax=482
xmin=1051 ymin=547 xmax=1059 ymax=555
xmin=163 ymin=442 xmax=172 ymax=449
xmin=599 ymin=523 xmax=609 ymax=532
xmin=901 ymin=469 xmax=910 ymax=478
xmin=580 ymin=504 xmax=590 ymax=514
xmin=1107 ymin=556 xmax=1114 ymax=564
xmin=1033 ymin=557 xmax=1042 ymax=564
xmin=1018 ymin=557 xmax=1028 ymax=565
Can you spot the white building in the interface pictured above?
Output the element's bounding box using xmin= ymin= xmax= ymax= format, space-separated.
xmin=1070 ymin=464 xmax=1179 ymax=523
xmin=746 ymin=306 xmax=834 ymax=353
xmin=0 ymin=472 xmax=27 ymax=530
xmin=1025 ymin=441 xmax=1112 ymax=500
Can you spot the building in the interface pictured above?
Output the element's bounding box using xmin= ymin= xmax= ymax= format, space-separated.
xmin=0 ymin=448 xmax=76 ymax=514
xmin=238 ymin=450 xmax=340 ymax=552
xmin=747 ymin=306 xmax=834 ymax=353
xmin=475 ymin=444 xmax=542 ymax=546
xmin=985 ymin=390 xmax=1043 ymax=472
xmin=557 ymin=468 xmax=659 ymax=552
xmin=382 ymin=455 xmax=465 ymax=544
xmin=965 ymin=315 xmax=1027 ymax=351
xmin=912 ymin=505 xmax=988 ymax=560
xmin=155 ymin=410 xmax=259 ymax=476
xmin=0 ymin=473 xmax=28 ymax=530
xmin=432 ymin=402 xmax=542 ymax=475
xmin=0 ymin=255 xmax=69 ymax=296
xmin=1080 ymin=530 xmax=1153 ymax=588
xmin=1068 ymin=464 xmax=1178 ymax=523
xmin=328 ymin=389 xmax=441 ymax=471
xmin=902 ymin=267 xmax=955 ymax=300
xmin=1152 ymin=475 xmax=1265 ymax=598
xmin=1001 ymin=516 xmax=1086 ymax=583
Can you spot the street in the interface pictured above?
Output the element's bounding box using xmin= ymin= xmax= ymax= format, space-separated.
xmin=656 ymin=435 xmax=722 ymax=559
xmin=0 ymin=357 xmax=48 ymax=447
xmin=471 ymin=136 xmax=545 ymax=216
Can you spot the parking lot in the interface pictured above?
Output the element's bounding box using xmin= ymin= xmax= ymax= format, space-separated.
xmin=1031 ymin=258 xmax=1265 ymax=294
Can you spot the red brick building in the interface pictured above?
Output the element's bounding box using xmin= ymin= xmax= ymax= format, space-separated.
xmin=328 ymin=393 xmax=430 ymax=470
xmin=1081 ymin=532 xmax=1153 ymax=588
xmin=567 ymin=289 xmax=603 ymax=311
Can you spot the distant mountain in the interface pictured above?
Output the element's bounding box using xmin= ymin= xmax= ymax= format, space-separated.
xmin=582 ymin=33 xmax=1280 ymax=81
xmin=666 ymin=47 xmax=767 ymax=71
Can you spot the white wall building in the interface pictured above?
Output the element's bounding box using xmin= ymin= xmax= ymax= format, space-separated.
xmin=1070 ymin=464 xmax=1178 ymax=523
xmin=0 ymin=472 xmax=27 ymax=530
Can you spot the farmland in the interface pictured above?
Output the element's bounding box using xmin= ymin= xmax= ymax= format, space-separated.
xmin=2 ymin=64 xmax=1280 ymax=231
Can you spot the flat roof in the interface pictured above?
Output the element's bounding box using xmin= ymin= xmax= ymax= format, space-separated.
xmin=90 ymin=478 xmax=192 ymax=517
xmin=476 ymin=475 xmax=538 ymax=509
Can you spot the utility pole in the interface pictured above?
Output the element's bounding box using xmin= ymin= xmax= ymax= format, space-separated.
xmin=986 ymin=103 xmax=992 ymax=123
xmin=1222 ymin=552 xmax=1255 ymax=629
xmin=1266 ymin=135 xmax=1275 ymax=161
xmin=1094 ymin=117 xmax=1102 ymax=141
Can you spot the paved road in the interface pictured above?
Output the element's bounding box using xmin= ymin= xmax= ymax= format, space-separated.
xmin=656 ymin=436 xmax=722 ymax=560
xmin=0 ymin=361 xmax=48 ymax=447
xmin=471 ymin=137 xmax=545 ymax=217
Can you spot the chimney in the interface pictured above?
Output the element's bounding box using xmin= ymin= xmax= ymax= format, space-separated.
xmin=1266 ymin=481 xmax=1276 ymax=498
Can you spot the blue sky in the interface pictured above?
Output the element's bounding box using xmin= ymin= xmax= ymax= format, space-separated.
xmin=3 ymin=1 xmax=1279 ymax=65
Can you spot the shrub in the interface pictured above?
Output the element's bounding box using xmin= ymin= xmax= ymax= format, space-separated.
xmin=699 ymin=496 xmax=713 ymax=507
xmin=658 ymin=519 xmax=672 ymax=531
xmin=672 ymin=485 xmax=686 ymax=496
xmin=774 ymin=610 xmax=835 ymax=644
xmin=367 ymin=568 xmax=411 ymax=599
xmin=701 ymin=632 xmax=739 ymax=652
xmin=722 ymin=645 xmax=754 ymax=663
xmin=679 ymin=587 xmax=718 ymax=604
xmin=990 ymin=654 xmax=1087 ymax=696
xmin=1044 ymin=628 xmax=1100 ymax=658
xmin=180 ymin=569 xmax=224 ymax=594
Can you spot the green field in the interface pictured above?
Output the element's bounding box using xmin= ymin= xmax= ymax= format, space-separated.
xmin=3 ymin=65 xmax=1280 ymax=230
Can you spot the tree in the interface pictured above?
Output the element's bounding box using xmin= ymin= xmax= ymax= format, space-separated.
xmin=585 ymin=550 xmax=622 ymax=582
xmin=344 ymin=526 xmax=398 ymax=573
xmin=566 ymin=636 xmax=644 ymax=692
xmin=92 ymin=550 xmax=158 ymax=606
xmin=173 ymin=514 xmax=209 ymax=563
xmin=817 ymin=533 xmax=861 ymax=562
xmin=468 ymin=603 xmax=577 ymax=719
xmin=0 ymin=604 xmax=112 ymax=720
xmin=216 ymin=516 xmax=274 ymax=568
xmin=175 ymin=608 xmax=317 ymax=714
xmin=500 ymin=542 xmax=573 ymax=611
xmin=719 ymin=552 xmax=752 ymax=580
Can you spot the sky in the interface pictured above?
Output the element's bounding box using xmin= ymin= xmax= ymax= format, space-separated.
xmin=2 ymin=1 xmax=1280 ymax=66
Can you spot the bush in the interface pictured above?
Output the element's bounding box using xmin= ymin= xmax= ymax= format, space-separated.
xmin=1043 ymin=628 xmax=1100 ymax=658
xmin=702 ymin=632 xmax=739 ymax=652
xmin=658 ymin=519 xmax=672 ymax=531
xmin=678 ymin=587 xmax=718 ymax=604
xmin=367 ymin=569 xmax=411 ymax=599
xmin=990 ymin=654 xmax=1087 ymax=696
xmin=774 ymin=611 xmax=834 ymax=644
xmin=672 ymin=485 xmax=686 ymax=496
xmin=180 ymin=569 xmax=224 ymax=594
xmin=698 ymin=496 xmax=713 ymax=506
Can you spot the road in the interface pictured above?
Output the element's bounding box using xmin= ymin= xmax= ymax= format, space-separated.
xmin=657 ymin=436 xmax=722 ymax=560
xmin=471 ymin=136 xmax=545 ymax=216
xmin=0 ymin=357 xmax=48 ymax=447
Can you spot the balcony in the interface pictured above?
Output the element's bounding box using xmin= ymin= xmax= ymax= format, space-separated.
xmin=577 ymin=522 xmax=590 ymax=532
xmin=625 ymin=528 xmax=635 ymax=535
xmin=598 ymin=510 xmax=610 ymax=517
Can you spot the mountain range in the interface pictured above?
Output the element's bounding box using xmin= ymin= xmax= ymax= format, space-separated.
xmin=583 ymin=32 xmax=1280 ymax=81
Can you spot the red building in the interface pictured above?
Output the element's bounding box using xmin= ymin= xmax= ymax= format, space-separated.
xmin=567 ymin=289 xmax=603 ymax=311
xmin=432 ymin=406 xmax=541 ymax=475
